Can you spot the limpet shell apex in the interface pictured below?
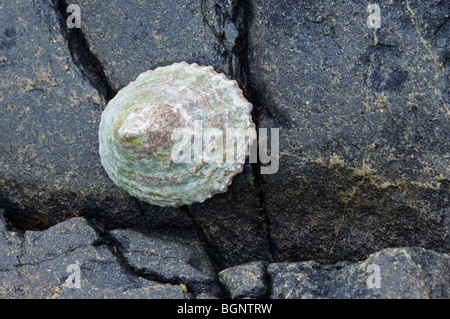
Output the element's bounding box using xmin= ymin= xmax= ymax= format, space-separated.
xmin=99 ymin=62 xmax=256 ymax=207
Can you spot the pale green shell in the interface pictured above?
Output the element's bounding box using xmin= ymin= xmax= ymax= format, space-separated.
xmin=99 ymin=62 xmax=256 ymax=207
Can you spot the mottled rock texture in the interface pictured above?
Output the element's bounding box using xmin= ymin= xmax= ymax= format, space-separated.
xmin=109 ymin=229 xmax=220 ymax=295
xmin=218 ymin=261 xmax=268 ymax=298
xmin=0 ymin=0 xmax=448 ymax=273
xmin=0 ymin=214 xmax=192 ymax=298
xmin=0 ymin=0 xmax=270 ymax=268
xmin=75 ymin=0 xmax=241 ymax=91
xmin=1 ymin=213 xmax=448 ymax=299
xmin=268 ymin=247 xmax=450 ymax=299
xmin=0 ymin=0 xmax=193 ymax=232
xmin=249 ymin=0 xmax=450 ymax=263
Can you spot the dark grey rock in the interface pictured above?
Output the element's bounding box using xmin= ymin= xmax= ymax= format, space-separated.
xmin=0 ymin=0 xmax=192 ymax=233
xmin=21 ymin=217 xmax=99 ymax=265
xmin=0 ymin=210 xmax=22 ymax=297
xmin=109 ymin=229 xmax=220 ymax=295
xmin=1 ymin=0 xmax=448 ymax=274
xmin=0 ymin=269 xmax=21 ymax=298
xmin=18 ymin=245 xmax=190 ymax=299
xmin=218 ymin=261 xmax=267 ymax=299
xmin=0 ymin=210 xmax=21 ymax=271
xmin=76 ymin=0 xmax=241 ymax=91
xmin=267 ymin=261 xmax=329 ymax=299
xmin=249 ymin=0 xmax=450 ymax=263
xmin=0 ymin=217 xmax=191 ymax=298
xmin=268 ymin=247 xmax=450 ymax=299
xmin=328 ymin=247 xmax=450 ymax=299
xmin=0 ymin=0 xmax=105 ymax=224
xmin=189 ymin=165 xmax=272 ymax=268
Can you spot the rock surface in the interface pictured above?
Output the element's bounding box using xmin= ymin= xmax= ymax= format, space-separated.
xmin=268 ymin=261 xmax=329 ymax=299
xmin=0 ymin=0 xmax=193 ymax=233
xmin=1 ymin=213 xmax=448 ymax=298
xmin=249 ymin=0 xmax=450 ymax=263
xmin=109 ymin=229 xmax=220 ymax=295
xmin=268 ymin=247 xmax=450 ymax=299
xmin=0 ymin=213 xmax=191 ymax=298
xmin=188 ymin=164 xmax=272 ymax=268
xmin=218 ymin=261 xmax=268 ymax=299
xmin=0 ymin=0 xmax=448 ymax=276
xmin=0 ymin=0 xmax=270 ymax=268
xmin=74 ymin=0 xmax=271 ymax=268
xmin=76 ymin=0 xmax=241 ymax=91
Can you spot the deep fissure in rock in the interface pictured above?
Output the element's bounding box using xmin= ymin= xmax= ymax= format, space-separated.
xmin=237 ymin=0 xmax=276 ymax=262
xmin=84 ymin=218 xmax=173 ymax=287
xmin=52 ymin=0 xmax=116 ymax=101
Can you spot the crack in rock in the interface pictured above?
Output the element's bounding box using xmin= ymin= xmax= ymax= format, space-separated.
xmin=0 ymin=215 xmax=193 ymax=298
xmin=51 ymin=0 xmax=116 ymax=101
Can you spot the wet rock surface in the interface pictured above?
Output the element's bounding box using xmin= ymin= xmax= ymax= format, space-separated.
xmin=0 ymin=0 xmax=268 ymax=269
xmin=75 ymin=0 xmax=241 ymax=92
xmin=188 ymin=165 xmax=272 ymax=268
xmin=0 ymin=213 xmax=191 ymax=298
xmin=0 ymin=0 xmax=192 ymax=233
xmin=109 ymin=229 xmax=220 ymax=295
xmin=1 ymin=214 xmax=448 ymax=299
xmin=249 ymin=0 xmax=450 ymax=263
xmin=218 ymin=261 xmax=268 ymax=299
xmin=0 ymin=0 xmax=448 ymax=298
xmin=268 ymin=247 xmax=450 ymax=299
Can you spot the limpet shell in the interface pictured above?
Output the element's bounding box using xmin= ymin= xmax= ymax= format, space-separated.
xmin=99 ymin=62 xmax=256 ymax=207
